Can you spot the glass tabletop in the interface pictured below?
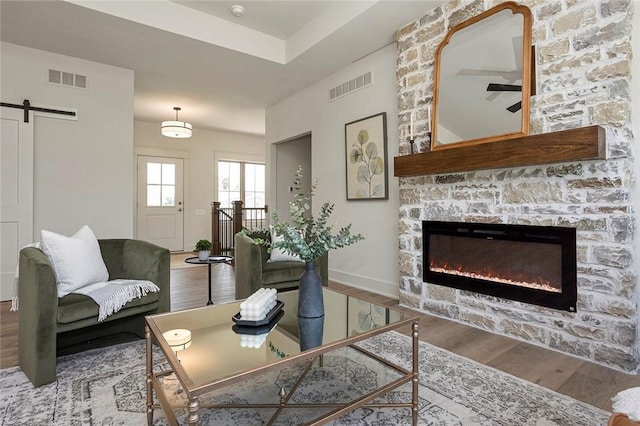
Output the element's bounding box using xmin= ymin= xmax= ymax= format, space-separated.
xmin=147 ymin=287 xmax=409 ymax=390
xmin=184 ymin=255 xmax=233 ymax=264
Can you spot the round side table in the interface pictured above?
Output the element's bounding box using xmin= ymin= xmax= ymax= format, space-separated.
xmin=184 ymin=255 xmax=233 ymax=305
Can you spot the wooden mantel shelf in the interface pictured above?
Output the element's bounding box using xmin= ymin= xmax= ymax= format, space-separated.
xmin=393 ymin=125 xmax=606 ymax=177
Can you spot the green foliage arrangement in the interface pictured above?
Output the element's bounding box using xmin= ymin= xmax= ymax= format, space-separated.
xmin=195 ymin=239 xmax=212 ymax=252
xmin=253 ymin=166 xmax=364 ymax=263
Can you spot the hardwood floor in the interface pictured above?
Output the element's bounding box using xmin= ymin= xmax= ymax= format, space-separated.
xmin=1 ymin=254 xmax=638 ymax=413
xmin=0 ymin=301 xmax=18 ymax=371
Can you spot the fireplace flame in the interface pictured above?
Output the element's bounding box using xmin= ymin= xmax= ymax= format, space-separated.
xmin=430 ymin=262 xmax=561 ymax=293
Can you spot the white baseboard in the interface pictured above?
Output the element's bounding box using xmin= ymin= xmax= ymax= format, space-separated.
xmin=329 ymin=269 xmax=399 ymax=299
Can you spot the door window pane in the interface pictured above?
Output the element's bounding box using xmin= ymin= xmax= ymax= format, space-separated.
xmin=229 ymin=162 xmax=241 ymax=191
xmin=229 ymin=191 xmax=241 ymax=203
xmin=244 ymin=163 xmax=265 ymax=208
xmin=245 ymin=165 xmax=255 ymax=191
xmin=147 ymin=185 xmax=161 ymax=206
xmin=147 ymin=163 xmax=161 ymax=184
xmin=162 ymin=185 xmax=175 ymax=206
xmin=146 ymin=162 xmax=176 ymax=207
xmin=162 ymin=164 xmax=175 ymax=184
xmin=219 ymin=192 xmax=230 ymax=208
xmin=245 ymin=192 xmax=255 ymax=207
xmin=218 ymin=162 xmax=229 ymax=190
xmin=218 ymin=161 xmax=234 ymax=208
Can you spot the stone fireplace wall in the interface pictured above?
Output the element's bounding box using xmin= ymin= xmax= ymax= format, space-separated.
xmin=396 ymin=0 xmax=638 ymax=372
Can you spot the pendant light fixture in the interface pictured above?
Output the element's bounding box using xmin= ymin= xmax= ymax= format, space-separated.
xmin=162 ymin=107 xmax=192 ymax=138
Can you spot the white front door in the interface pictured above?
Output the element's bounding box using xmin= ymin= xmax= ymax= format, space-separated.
xmin=0 ymin=107 xmax=34 ymax=301
xmin=136 ymin=156 xmax=184 ymax=251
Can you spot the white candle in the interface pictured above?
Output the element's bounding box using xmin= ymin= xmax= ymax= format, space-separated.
xmin=410 ymin=112 xmax=414 ymax=139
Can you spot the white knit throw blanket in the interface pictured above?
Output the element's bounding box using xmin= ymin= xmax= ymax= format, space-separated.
xmin=73 ymin=279 xmax=160 ymax=321
xmin=13 ymin=275 xmax=159 ymax=321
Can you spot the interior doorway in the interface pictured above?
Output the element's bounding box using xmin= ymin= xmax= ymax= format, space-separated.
xmin=274 ymin=134 xmax=312 ymax=222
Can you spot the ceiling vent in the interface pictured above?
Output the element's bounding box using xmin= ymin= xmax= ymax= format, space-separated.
xmin=329 ymin=71 xmax=372 ymax=102
xmin=48 ymin=69 xmax=87 ymax=89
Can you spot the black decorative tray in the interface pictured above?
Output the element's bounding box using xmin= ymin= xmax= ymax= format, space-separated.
xmin=232 ymin=300 xmax=284 ymax=327
xmin=232 ymin=310 xmax=284 ymax=335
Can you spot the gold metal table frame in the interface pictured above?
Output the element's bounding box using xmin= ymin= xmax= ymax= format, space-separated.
xmin=145 ymin=290 xmax=419 ymax=425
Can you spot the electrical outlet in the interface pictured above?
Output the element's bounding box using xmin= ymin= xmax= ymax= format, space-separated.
xmin=288 ymin=186 xmax=294 ymax=193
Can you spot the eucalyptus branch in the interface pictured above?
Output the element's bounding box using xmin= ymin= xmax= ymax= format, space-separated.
xmin=269 ymin=166 xmax=364 ymax=262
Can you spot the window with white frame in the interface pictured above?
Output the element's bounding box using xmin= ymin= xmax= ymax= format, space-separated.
xmin=217 ymin=161 xmax=265 ymax=208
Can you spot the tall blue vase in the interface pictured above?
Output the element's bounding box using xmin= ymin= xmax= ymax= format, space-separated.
xmin=297 ymin=261 xmax=324 ymax=318
xmin=298 ymin=316 xmax=324 ymax=351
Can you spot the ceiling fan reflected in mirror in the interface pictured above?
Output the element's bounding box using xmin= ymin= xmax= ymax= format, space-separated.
xmin=456 ymin=66 xmax=523 ymax=109
xmin=458 ymin=35 xmax=525 ymax=113
xmin=486 ymin=83 xmax=522 ymax=112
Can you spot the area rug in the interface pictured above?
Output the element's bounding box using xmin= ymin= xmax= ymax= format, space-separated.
xmin=0 ymin=331 xmax=610 ymax=425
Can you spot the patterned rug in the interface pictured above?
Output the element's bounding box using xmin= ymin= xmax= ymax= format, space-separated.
xmin=0 ymin=331 xmax=609 ymax=425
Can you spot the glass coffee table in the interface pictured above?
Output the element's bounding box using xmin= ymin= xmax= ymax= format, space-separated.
xmin=145 ymin=288 xmax=419 ymax=425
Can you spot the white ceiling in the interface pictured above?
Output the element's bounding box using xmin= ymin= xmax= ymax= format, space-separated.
xmin=173 ymin=1 xmax=338 ymax=39
xmin=1 ymin=0 xmax=442 ymax=136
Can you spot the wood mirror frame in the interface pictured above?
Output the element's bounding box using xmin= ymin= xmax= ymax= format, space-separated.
xmin=431 ymin=1 xmax=533 ymax=150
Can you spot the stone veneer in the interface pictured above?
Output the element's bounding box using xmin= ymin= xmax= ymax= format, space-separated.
xmin=396 ymin=0 xmax=638 ymax=372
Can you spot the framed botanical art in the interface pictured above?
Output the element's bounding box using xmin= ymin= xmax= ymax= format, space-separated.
xmin=345 ymin=112 xmax=388 ymax=200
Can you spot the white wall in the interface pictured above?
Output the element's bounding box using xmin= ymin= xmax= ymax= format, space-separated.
xmin=1 ymin=42 xmax=134 ymax=239
xmin=266 ymin=44 xmax=400 ymax=297
xmin=134 ymin=121 xmax=265 ymax=250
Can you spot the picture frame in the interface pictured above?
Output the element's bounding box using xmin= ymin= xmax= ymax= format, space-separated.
xmin=345 ymin=112 xmax=388 ymax=200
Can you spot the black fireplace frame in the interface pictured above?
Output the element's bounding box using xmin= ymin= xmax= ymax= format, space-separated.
xmin=422 ymin=221 xmax=577 ymax=312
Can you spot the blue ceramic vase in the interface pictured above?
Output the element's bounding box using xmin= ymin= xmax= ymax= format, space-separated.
xmin=297 ymin=261 xmax=324 ymax=318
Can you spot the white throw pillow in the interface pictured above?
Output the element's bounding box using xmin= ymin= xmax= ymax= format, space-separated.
xmin=268 ymin=227 xmax=303 ymax=263
xmin=40 ymin=225 xmax=109 ymax=297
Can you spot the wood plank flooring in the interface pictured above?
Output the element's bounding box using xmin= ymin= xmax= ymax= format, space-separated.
xmin=1 ymin=253 xmax=638 ymax=413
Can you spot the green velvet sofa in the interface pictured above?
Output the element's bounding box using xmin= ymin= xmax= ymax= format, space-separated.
xmin=18 ymin=239 xmax=170 ymax=387
xmin=234 ymin=230 xmax=328 ymax=300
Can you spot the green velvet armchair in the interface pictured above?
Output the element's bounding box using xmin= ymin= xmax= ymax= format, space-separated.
xmin=18 ymin=239 xmax=170 ymax=387
xmin=234 ymin=230 xmax=328 ymax=300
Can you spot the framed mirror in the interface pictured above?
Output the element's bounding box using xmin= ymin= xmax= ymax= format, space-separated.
xmin=431 ymin=2 xmax=533 ymax=150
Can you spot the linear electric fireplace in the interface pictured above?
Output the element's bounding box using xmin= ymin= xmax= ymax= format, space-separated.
xmin=423 ymin=221 xmax=577 ymax=312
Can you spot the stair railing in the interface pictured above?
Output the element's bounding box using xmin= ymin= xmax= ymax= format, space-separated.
xmin=211 ymin=201 xmax=267 ymax=255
